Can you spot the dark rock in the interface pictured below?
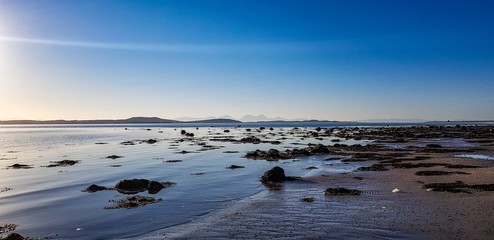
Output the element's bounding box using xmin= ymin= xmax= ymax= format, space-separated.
xmin=145 ymin=139 xmax=158 ymax=144
xmin=324 ymin=188 xmax=361 ymax=196
xmin=306 ymin=166 xmax=318 ymax=170
xmin=114 ymin=179 xmax=174 ymax=194
xmin=301 ymin=197 xmax=316 ymax=202
xmin=2 ymin=233 xmax=26 ymax=240
xmin=115 ymin=179 xmax=150 ymax=194
xmin=226 ymin=165 xmax=245 ymax=170
xmin=6 ymin=164 xmax=33 ymax=169
xmin=180 ymin=130 xmax=187 ymax=135
xmin=148 ymin=181 xmax=165 ymax=194
xmin=185 ymin=133 xmax=194 ymax=137
xmin=165 ymin=160 xmax=182 ymax=163
xmin=44 ymin=159 xmax=80 ymax=168
xmin=260 ymin=166 xmax=298 ymax=183
xmin=83 ymin=184 xmax=109 ymax=193
xmin=106 ymin=155 xmax=123 ymax=159
xmin=261 ymin=166 xmax=286 ymax=182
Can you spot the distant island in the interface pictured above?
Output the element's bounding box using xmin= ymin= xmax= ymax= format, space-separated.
xmin=0 ymin=117 xmax=241 ymax=125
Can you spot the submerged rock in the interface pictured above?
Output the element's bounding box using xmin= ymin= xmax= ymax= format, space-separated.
xmin=106 ymin=155 xmax=123 ymax=159
xmin=105 ymin=195 xmax=162 ymax=209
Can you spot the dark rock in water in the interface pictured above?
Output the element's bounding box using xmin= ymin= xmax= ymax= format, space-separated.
xmin=223 ymin=130 xmax=230 ymax=133
xmin=44 ymin=159 xmax=80 ymax=168
xmin=324 ymin=188 xmax=361 ymax=196
xmin=165 ymin=160 xmax=182 ymax=163
xmin=106 ymin=155 xmax=123 ymax=159
xmin=121 ymin=141 xmax=136 ymax=145
xmin=306 ymin=166 xmax=318 ymax=170
xmin=115 ymin=179 xmax=175 ymax=194
xmin=145 ymin=139 xmax=158 ymax=144
xmin=2 ymin=232 xmax=26 ymax=240
xmin=226 ymin=165 xmax=245 ymax=170
xmin=185 ymin=133 xmax=194 ymax=137
xmin=115 ymin=179 xmax=150 ymax=194
xmin=6 ymin=164 xmax=33 ymax=169
xmin=105 ymin=195 xmax=162 ymax=209
xmin=148 ymin=181 xmax=165 ymax=194
xmin=260 ymin=166 xmax=298 ymax=183
xmin=261 ymin=167 xmax=286 ymax=182
xmin=180 ymin=130 xmax=187 ymax=135
xmin=83 ymin=184 xmax=109 ymax=193
xmin=301 ymin=197 xmax=316 ymax=202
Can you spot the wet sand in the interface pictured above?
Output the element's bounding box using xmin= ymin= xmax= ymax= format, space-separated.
xmin=144 ymin=140 xmax=494 ymax=239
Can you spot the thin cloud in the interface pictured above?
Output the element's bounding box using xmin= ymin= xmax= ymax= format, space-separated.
xmin=0 ymin=36 xmax=350 ymax=54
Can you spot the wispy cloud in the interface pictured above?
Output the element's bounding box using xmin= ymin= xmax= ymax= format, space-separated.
xmin=0 ymin=35 xmax=350 ymax=54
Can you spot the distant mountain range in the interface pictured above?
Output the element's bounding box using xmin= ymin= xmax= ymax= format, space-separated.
xmin=0 ymin=117 xmax=241 ymax=125
xmin=0 ymin=115 xmax=328 ymax=125
xmin=174 ymin=114 xmax=308 ymax=122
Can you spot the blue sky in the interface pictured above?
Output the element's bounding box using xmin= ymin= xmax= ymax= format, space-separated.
xmin=0 ymin=0 xmax=493 ymax=121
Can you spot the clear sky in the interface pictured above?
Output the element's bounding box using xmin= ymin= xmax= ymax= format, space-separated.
xmin=0 ymin=0 xmax=493 ymax=121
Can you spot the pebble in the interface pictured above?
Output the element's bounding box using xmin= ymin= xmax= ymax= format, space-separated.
xmin=392 ymin=188 xmax=400 ymax=193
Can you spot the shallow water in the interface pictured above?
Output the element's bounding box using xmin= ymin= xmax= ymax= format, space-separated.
xmin=0 ymin=124 xmax=370 ymax=239
xmin=456 ymin=154 xmax=494 ymax=161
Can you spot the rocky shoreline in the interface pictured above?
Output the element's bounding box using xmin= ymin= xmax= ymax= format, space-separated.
xmin=142 ymin=125 xmax=494 ymax=239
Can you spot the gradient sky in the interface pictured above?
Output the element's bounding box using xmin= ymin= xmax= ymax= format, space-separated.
xmin=1 ymin=0 xmax=493 ymax=121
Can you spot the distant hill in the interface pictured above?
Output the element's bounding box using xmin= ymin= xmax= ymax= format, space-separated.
xmin=239 ymin=114 xmax=287 ymax=122
xmin=0 ymin=117 xmax=240 ymax=125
